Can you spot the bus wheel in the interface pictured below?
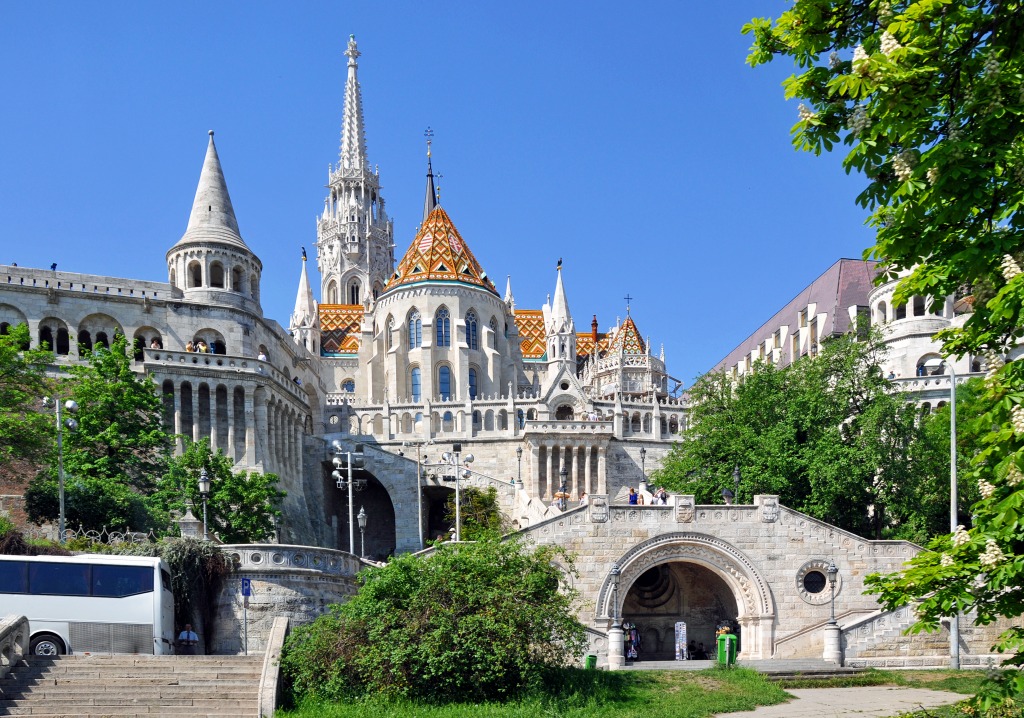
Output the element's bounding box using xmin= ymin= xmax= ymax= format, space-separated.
xmin=30 ymin=634 xmax=66 ymax=656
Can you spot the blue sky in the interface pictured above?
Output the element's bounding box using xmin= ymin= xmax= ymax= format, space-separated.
xmin=0 ymin=1 xmax=874 ymax=384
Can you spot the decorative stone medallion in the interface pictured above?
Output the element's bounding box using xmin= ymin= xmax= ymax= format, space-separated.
xmin=760 ymin=497 xmax=779 ymax=523
xmin=675 ymin=495 xmax=695 ymax=523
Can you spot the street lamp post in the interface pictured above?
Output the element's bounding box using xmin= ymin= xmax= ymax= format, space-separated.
xmin=403 ymin=440 xmax=433 ymax=550
xmin=515 ymin=446 xmax=523 ymax=489
xmin=437 ymin=444 xmax=474 ymax=541
xmin=331 ymin=441 xmax=366 ymax=554
xmin=198 ymin=467 xmax=211 ymax=539
xmin=559 ymin=465 xmax=569 ymax=510
xmin=42 ymin=395 xmax=78 ymax=543
xmin=357 ymin=506 xmax=367 ymax=559
xmin=639 ymin=446 xmax=647 ymax=478
xmin=608 ymin=565 xmax=624 ymax=670
xmin=823 ymin=559 xmax=842 ymax=664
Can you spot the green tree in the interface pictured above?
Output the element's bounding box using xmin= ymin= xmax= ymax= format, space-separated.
xmin=0 ymin=323 xmax=53 ymax=462
xmin=25 ymin=333 xmax=172 ymax=531
xmin=280 ymin=536 xmax=587 ymax=704
xmin=443 ymin=485 xmax=508 ymax=540
xmin=655 ymin=330 xmax=933 ymax=539
xmin=149 ymin=438 xmax=284 ymax=544
xmin=745 ymin=1 xmax=1024 ymax=705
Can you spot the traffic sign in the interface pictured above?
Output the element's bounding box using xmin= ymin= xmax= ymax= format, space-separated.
xmin=241 ymin=578 xmax=252 ymax=597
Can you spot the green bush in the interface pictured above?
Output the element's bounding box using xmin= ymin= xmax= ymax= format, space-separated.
xmin=280 ymin=536 xmax=587 ymax=705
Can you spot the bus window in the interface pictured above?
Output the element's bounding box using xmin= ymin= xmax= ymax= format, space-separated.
xmin=92 ymin=565 xmax=153 ymax=598
xmin=161 ymin=569 xmax=172 ymax=592
xmin=30 ymin=563 xmax=90 ymax=596
xmin=0 ymin=560 xmax=27 ymax=592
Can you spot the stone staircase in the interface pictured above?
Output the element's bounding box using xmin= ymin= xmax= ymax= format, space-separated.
xmin=0 ymin=653 xmax=264 ymax=717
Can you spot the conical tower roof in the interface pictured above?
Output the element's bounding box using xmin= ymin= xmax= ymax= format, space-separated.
xmin=384 ymin=206 xmax=498 ymax=296
xmin=609 ymin=315 xmax=646 ymax=354
xmin=170 ymin=131 xmax=251 ymax=253
xmin=291 ymin=251 xmax=317 ymax=329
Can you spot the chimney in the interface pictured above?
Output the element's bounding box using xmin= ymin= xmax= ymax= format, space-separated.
xmin=592 ymin=315 xmax=599 ymax=342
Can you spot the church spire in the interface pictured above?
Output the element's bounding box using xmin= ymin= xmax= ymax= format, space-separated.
xmin=542 ymin=260 xmax=576 ymax=365
xmin=423 ymin=128 xmax=437 ymax=222
xmin=504 ymin=274 xmax=515 ymax=309
xmin=176 ymin=130 xmax=247 ymax=250
xmin=339 ymin=35 xmax=368 ymax=172
xmin=550 ymin=259 xmax=572 ymax=333
xmin=290 ymin=248 xmax=320 ymax=353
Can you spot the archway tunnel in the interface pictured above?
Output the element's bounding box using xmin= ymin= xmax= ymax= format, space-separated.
xmin=621 ymin=561 xmax=740 ymax=661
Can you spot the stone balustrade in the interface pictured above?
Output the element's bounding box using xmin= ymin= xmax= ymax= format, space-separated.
xmin=145 ymin=349 xmax=309 ymax=404
xmin=523 ymin=419 xmax=614 ymax=435
xmin=1 ymin=264 xmax=172 ymax=299
xmin=0 ymin=615 xmax=29 ymax=680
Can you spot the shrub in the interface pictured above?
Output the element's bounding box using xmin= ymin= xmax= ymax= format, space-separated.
xmin=280 ymin=536 xmax=587 ymax=705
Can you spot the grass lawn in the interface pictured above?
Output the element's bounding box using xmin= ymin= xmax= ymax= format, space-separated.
xmin=277 ymin=667 xmax=790 ymax=718
xmin=277 ymin=667 xmax=1020 ymax=718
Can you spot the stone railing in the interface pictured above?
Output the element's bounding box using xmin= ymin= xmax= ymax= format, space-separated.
xmin=0 ymin=615 xmax=29 ymax=680
xmin=257 ymin=616 xmax=290 ymax=718
xmin=145 ymin=350 xmax=309 ymax=404
xmin=1 ymin=264 xmax=172 ymax=299
xmin=893 ymin=374 xmax=977 ymax=393
xmin=523 ymin=419 xmax=614 ymax=435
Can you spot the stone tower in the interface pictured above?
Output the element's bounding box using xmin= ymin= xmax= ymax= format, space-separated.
xmin=315 ymin=35 xmax=395 ymax=307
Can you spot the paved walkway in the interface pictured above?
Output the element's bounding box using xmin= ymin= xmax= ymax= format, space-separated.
xmin=715 ymin=685 xmax=965 ymax=717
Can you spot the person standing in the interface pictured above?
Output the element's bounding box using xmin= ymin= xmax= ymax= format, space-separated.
xmin=177 ymin=624 xmax=199 ymax=655
xmin=628 ymin=488 xmax=638 ymax=505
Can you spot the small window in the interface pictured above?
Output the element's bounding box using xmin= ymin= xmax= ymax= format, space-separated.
xmin=439 ymin=365 xmax=452 ymax=400
xmin=408 ymin=311 xmax=422 ymax=348
xmin=342 ymin=379 xmax=356 ymax=393
xmin=436 ymin=308 xmax=451 ymax=347
xmin=92 ymin=565 xmax=153 ymax=597
xmin=466 ymin=310 xmax=478 ymax=350
xmin=0 ymin=560 xmax=28 ymax=593
xmin=803 ymin=571 xmax=827 ymax=594
xmin=469 ymin=368 xmax=478 ymax=400
xmin=411 ymin=368 xmax=421 ymax=402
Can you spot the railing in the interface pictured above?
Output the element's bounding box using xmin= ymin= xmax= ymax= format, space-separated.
xmin=0 ymin=615 xmax=29 ymax=679
xmin=145 ymin=350 xmax=309 ymax=404
xmin=20 ymin=524 xmax=158 ymax=545
xmin=1 ymin=265 xmax=171 ymax=299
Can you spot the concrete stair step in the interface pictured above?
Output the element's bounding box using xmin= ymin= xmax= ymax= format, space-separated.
xmin=1 ymin=687 xmax=255 ymax=699
xmin=1 ymin=698 xmax=257 ymax=708
xmin=3 ymin=711 xmax=255 ymax=717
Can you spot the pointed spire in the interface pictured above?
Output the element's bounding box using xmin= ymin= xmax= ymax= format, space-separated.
xmin=550 ymin=260 xmax=572 ymax=332
xmin=504 ymin=275 xmax=515 ymax=308
xmin=423 ymin=128 xmax=438 ymax=221
xmin=339 ymin=35 xmax=369 ymax=172
xmin=291 ymin=248 xmax=317 ymax=329
xmin=173 ymin=131 xmax=249 ymax=251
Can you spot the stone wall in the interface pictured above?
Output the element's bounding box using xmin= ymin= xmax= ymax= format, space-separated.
xmin=211 ymin=544 xmax=361 ymax=654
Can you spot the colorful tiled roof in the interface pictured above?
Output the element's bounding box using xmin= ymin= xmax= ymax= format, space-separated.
xmin=320 ymin=304 xmax=363 ymax=354
xmin=514 ymin=310 xmax=546 ymax=359
xmin=384 ymin=206 xmax=498 ymax=296
xmin=609 ymin=316 xmax=646 ymax=354
xmin=576 ymin=332 xmax=609 ymax=359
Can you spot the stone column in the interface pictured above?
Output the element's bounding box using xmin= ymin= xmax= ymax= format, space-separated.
xmin=823 ymin=623 xmax=843 ymax=665
xmin=244 ymin=389 xmax=256 ymax=465
xmin=607 ymin=623 xmax=625 ymax=670
xmin=598 ymin=447 xmax=607 ymax=495
xmin=544 ymin=444 xmax=554 ymax=500
xmin=529 ymin=443 xmax=540 ymax=497
xmin=210 ymin=388 xmax=220 ymax=454
xmin=173 ymin=383 xmax=183 ymax=455
xmin=254 ymin=392 xmax=267 ymax=467
xmin=584 ymin=446 xmax=593 ymax=494
xmin=226 ymin=387 xmax=236 ymax=463
xmin=191 ymin=383 xmax=200 ymax=444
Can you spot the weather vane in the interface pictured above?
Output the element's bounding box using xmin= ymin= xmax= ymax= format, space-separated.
xmin=424 ymin=127 xmax=434 ymax=157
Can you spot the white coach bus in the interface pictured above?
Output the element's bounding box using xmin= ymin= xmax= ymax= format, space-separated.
xmin=0 ymin=554 xmax=175 ymax=655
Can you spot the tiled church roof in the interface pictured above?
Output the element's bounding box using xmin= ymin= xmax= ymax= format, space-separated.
xmin=385 ymin=206 xmax=498 ymax=296
xmin=576 ymin=332 xmax=609 ymax=358
xmin=320 ymin=304 xmax=363 ymax=354
xmin=609 ymin=315 xmax=646 ymax=354
xmin=514 ymin=310 xmax=546 ymax=359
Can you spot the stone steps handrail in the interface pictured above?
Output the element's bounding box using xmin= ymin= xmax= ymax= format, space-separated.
xmin=0 ymin=615 xmax=29 ymax=680
xmin=257 ymin=616 xmax=289 ymax=718
xmin=771 ymin=609 xmax=876 ymax=654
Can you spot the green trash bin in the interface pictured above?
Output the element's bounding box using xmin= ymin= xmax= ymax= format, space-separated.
xmin=584 ymin=654 xmax=598 ymax=670
xmin=716 ymin=630 xmax=737 ymax=667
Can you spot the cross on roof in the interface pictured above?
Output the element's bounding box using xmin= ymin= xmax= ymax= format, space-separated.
xmin=624 ymin=294 xmax=633 ymax=315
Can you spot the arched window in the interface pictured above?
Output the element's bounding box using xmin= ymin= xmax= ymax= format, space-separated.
xmin=232 ymin=266 xmax=244 ymax=291
xmin=466 ymin=310 xmax=478 ymax=350
xmin=408 ymin=311 xmax=422 ymax=348
xmin=410 ymin=367 xmax=422 ymax=402
xmin=342 ymin=379 xmax=355 ymax=393
xmin=489 ymin=317 xmax=498 ymax=348
xmin=913 ymin=296 xmax=926 ymax=316
xmin=189 ymin=262 xmax=202 ymax=288
xmin=517 ymin=409 xmax=525 ymax=428
xmin=468 ymin=368 xmax=478 ymax=400
xmin=96 ymin=332 xmax=109 ymax=349
xmin=876 ymin=301 xmax=887 ymax=325
xmin=210 ymin=262 xmax=225 ymax=288
xmin=79 ymin=331 xmax=93 ymax=352
xmin=39 ymin=327 xmax=53 ymax=351
xmin=385 ymin=317 xmax=394 ymax=351
xmin=895 ymin=303 xmax=907 ymax=320
xmin=436 ymin=308 xmax=451 ymax=347
xmin=327 ymin=280 xmax=339 ymax=304
xmin=349 ymin=281 xmax=361 ymax=306
xmin=438 ymin=365 xmax=452 ymax=400
xmin=56 ymin=328 xmax=70 ymax=355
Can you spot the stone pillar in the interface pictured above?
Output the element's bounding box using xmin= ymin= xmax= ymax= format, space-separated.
xmin=584 ymin=446 xmax=593 ymax=495
xmin=210 ymin=388 xmax=219 ymax=454
xmin=254 ymin=392 xmax=267 ymax=467
xmin=226 ymin=388 xmax=236 ymax=463
xmin=598 ymin=447 xmax=607 ymax=495
xmin=545 ymin=443 xmax=554 ymax=500
xmin=245 ymin=390 xmax=256 ymax=465
xmin=530 ymin=444 xmax=540 ymax=497
xmin=191 ymin=383 xmax=200 ymax=444
xmin=607 ymin=623 xmax=625 ymax=670
xmin=173 ymin=383 xmax=183 ymax=455
xmin=823 ymin=623 xmax=843 ymax=665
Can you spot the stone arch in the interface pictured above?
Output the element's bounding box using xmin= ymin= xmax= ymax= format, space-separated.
xmin=193 ymin=328 xmax=227 ymax=355
xmin=78 ymin=313 xmax=124 ymax=351
xmin=210 ymin=260 xmax=226 ymax=288
xmin=38 ymin=316 xmax=71 ymax=355
xmin=598 ymin=532 xmax=776 ymax=659
xmin=188 ymin=260 xmax=203 ymax=288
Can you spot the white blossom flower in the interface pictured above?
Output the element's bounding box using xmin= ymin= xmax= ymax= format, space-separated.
xmin=848 ymin=105 xmax=871 ymax=136
xmin=1007 ymin=463 xmax=1024 ymax=487
xmin=893 ymin=151 xmax=916 ymax=182
xmin=983 ymin=53 xmax=1000 ymax=78
xmin=980 ymin=539 xmax=1005 ymax=568
xmin=978 ymin=479 xmax=996 ymax=499
xmin=829 ymin=51 xmax=841 ymax=69
xmin=985 ymin=349 xmax=1005 ymax=379
xmin=940 ymin=553 xmax=955 ymax=567
xmin=926 ymin=167 xmax=939 ymax=185
xmin=880 ymin=31 xmax=902 ymax=57
xmin=1012 ymin=405 xmax=1024 ymax=435
xmin=952 ymin=525 xmax=970 ymax=547
xmin=853 ymin=45 xmax=870 ymax=74
xmin=1001 ymin=254 xmax=1022 ymax=282
xmin=798 ymin=104 xmax=816 ymax=122
xmin=877 ymin=1 xmax=893 ymax=25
